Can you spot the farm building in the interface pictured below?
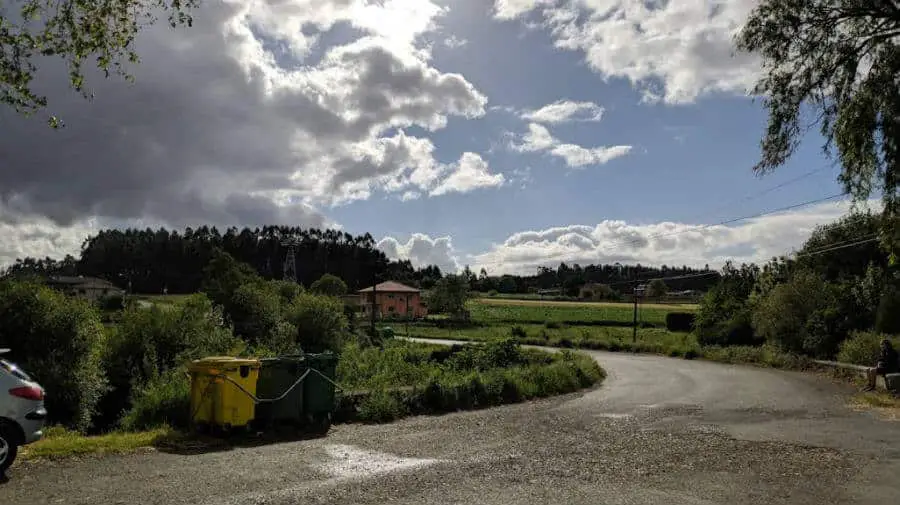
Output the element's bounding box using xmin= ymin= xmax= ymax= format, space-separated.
xmin=358 ymin=281 xmax=427 ymax=319
xmin=45 ymin=275 xmax=124 ymax=301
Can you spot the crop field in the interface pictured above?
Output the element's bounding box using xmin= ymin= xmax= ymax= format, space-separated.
xmin=467 ymin=298 xmax=694 ymax=326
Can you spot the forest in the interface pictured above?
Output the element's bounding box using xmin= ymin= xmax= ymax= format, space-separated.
xmin=1 ymin=225 xmax=719 ymax=295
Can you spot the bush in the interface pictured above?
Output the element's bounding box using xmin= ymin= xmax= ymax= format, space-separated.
xmin=310 ymin=273 xmax=348 ymax=297
xmin=120 ymin=369 xmax=191 ymax=431
xmin=875 ymin=282 xmax=900 ymax=334
xmin=99 ymin=294 xmax=238 ymax=430
xmin=487 ymin=290 xmax=499 ymax=297
xmin=837 ymin=331 xmax=899 ymax=367
xmin=751 ymin=271 xmax=845 ymax=358
xmin=284 ymin=292 xmax=348 ymax=353
xmin=0 ymin=280 xmax=107 ymax=432
xmin=697 ymin=308 xmax=760 ymax=347
xmin=510 ymin=325 xmax=527 ymax=339
xmin=268 ymin=279 xmax=302 ymax=305
xmin=98 ymin=293 xmax=125 ymax=311
xmin=665 ymin=312 xmax=695 ymax=332
xmin=228 ymin=282 xmax=283 ymax=346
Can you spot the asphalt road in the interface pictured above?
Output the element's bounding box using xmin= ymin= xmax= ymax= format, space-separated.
xmin=3 ymin=343 xmax=900 ymax=505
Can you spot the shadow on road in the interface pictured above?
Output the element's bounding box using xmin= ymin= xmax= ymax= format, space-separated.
xmin=154 ymin=425 xmax=329 ymax=456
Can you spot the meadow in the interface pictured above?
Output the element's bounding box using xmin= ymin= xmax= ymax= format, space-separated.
xmin=467 ymin=297 xmax=696 ymax=326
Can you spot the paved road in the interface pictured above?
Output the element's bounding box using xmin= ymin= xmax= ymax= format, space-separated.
xmin=3 ymin=344 xmax=900 ymax=505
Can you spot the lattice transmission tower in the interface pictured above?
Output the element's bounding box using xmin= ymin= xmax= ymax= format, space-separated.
xmin=281 ymin=239 xmax=300 ymax=283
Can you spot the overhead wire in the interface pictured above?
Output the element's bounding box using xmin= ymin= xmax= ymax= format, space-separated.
xmin=473 ymin=192 xmax=850 ymax=270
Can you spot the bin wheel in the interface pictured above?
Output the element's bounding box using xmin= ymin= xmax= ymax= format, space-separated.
xmin=309 ymin=413 xmax=332 ymax=436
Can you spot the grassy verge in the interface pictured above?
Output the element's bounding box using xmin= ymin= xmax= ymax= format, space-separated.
xmin=409 ymin=322 xmax=816 ymax=370
xmin=20 ymin=340 xmax=604 ymax=461
xmin=21 ymin=426 xmax=177 ymax=460
xmin=410 ymin=323 xmax=699 ymax=357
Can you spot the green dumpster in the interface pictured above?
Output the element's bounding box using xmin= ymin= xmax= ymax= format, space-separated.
xmin=255 ymin=355 xmax=308 ymax=428
xmin=303 ymin=352 xmax=337 ymax=434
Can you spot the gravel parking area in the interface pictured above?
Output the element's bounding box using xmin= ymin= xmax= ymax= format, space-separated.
xmin=3 ymin=346 xmax=899 ymax=505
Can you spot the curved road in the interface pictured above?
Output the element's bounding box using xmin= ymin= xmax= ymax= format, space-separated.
xmin=3 ymin=344 xmax=900 ymax=505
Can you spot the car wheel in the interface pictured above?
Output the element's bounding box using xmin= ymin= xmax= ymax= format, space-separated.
xmin=0 ymin=426 xmax=19 ymax=474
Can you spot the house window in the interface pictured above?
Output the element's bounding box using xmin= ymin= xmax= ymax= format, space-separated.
xmin=388 ymin=306 xmax=395 ymax=312
xmin=387 ymin=294 xmax=394 ymax=299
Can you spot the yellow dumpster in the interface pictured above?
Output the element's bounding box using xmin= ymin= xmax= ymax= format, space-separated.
xmin=188 ymin=357 xmax=260 ymax=430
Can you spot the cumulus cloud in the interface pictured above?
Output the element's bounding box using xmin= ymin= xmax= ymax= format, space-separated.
xmin=377 ymin=233 xmax=460 ymax=273
xmin=511 ymin=123 xmax=632 ymax=168
xmin=0 ymin=0 xmax=493 ymax=232
xmin=494 ymin=0 xmax=760 ymax=104
xmin=521 ymin=100 xmax=604 ymax=124
xmin=430 ymin=153 xmax=505 ymax=196
xmin=443 ymin=35 xmax=468 ymax=49
xmin=471 ymin=199 xmax=875 ymax=275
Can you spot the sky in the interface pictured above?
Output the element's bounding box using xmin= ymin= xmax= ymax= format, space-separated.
xmin=0 ymin=0 xmax=879 ymax=276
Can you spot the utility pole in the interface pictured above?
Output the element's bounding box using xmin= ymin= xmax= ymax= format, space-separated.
xmin=370 ymin=271 xmax=378 ymax=337
xmin=280 ymin=239 xmax=299 ymax=283
xmin=632 ymin=286 xmax=638 ymax=343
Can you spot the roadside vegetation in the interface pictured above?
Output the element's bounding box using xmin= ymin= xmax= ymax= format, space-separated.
xmin=0 ymin=251 xmax=603 ymax=461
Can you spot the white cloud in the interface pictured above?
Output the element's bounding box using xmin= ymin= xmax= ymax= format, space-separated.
xmin=511 ymin=123 xmax=632 ymax=168
xmin=521 ymin=100 xmax=604 ymax=124
xmin=494 ymin=0 xmax=761 ymax=104
xmin=494 ymin=0 xmax=555 ymax=20
xmin=443 ymin=35 xmax=468 ymax=49
xmin=430 ymin=153 xmax=506 ymax=196
xmin=377 ymin=233 xmax=460 ymax=273
xmin=471 ymin=199 xmax=877 ymax=275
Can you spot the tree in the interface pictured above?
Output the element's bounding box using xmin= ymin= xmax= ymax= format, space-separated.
xmin=646 ymin=279 xmax=668 ymax=298
xmin=310 ymin=273 xmax=348 ymax=297
xmin=1 ymin=0 xmax=199 ymax=126
xmin=751 ymin=270 xmax=846 ymax=358
xmin=426 ymin=275 xmax=470 ymax=319
xmin=737 ymin=2 xmax=900 ymax=254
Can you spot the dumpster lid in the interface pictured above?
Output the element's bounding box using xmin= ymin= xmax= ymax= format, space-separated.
xmin=190 ymin=356 xmax=260 ymax=368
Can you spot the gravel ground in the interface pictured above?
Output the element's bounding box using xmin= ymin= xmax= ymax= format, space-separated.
xmin=3 ymin=345 xmax=899 ymax=505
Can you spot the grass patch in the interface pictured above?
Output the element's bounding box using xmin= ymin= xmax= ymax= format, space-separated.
xmin=21 ymin=426 xmax=176 ymax=460
xmin=467 ymin=298 xmax=690 ymax=326
xmin=410 ymin=323 xmax=698 ymax=357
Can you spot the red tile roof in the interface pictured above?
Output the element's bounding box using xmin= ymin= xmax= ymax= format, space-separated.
xmin=358 ymin=281 xmax=420 ymax=293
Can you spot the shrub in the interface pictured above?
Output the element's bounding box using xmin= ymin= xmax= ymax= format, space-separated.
xmin=99 ymin=294 xmax=238 ymax=429
xmin=544 ymin=321 xmax=561 ymax=329
xmin=0 ymin=280 xmax=107 ymax=432
xmin=120 ymin=369 xmax=191 ymax=431
xmin=510 ymin=325 xmax=527 ymax=339
xmin=751 ymin=271 xmax=845 ymax=358
xmin=357 ymin=390 xmax=408 ymax=422
xmin=837 ymin=331 xmax=899 ymax=367
xmin=875 ymin=282 xmax=900 ymax=334
xmin=665 ymin=312 xmax=695 ymax=332
xmin=268 ymin=279 xmax=302 ymax=305
xmin=309 ymin=273 xmax=348 ymax=297
xmin=98 ymin=293 xmax=125 ymax=311
xmin=696 ymin=308 xmax=759 ymax=347
xmin=228 ymin=282 xmax=283 ymax=346
xmin=487 ymin=290 xmax=498 ymax=297
xmin=284 ymin=292 xmax=348 ymax=353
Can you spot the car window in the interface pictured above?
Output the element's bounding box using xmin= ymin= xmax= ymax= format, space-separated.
xmin=0 ymin=358 xmax=32 ymax=381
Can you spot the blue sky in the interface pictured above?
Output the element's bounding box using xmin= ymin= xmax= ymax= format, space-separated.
xmin=0 ymin=0 xmax=867 ymax=274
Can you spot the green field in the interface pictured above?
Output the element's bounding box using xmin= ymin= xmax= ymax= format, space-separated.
xmin=410 ymin=323 xmax=697 ymax=356
xmin=467 ymin=298 xmax=694 ymax=326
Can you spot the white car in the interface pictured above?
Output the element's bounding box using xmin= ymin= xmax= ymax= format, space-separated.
xmin=0 ymin=349 xmax=46 ymax=474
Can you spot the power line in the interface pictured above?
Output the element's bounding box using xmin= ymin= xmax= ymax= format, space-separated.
xmin=473 ymin=192 xmax=849 ymax=270
xmin=702 ymin=165 xmax=833 ymax=218
xmin=794 ymin=236 xmax=880 ymax=259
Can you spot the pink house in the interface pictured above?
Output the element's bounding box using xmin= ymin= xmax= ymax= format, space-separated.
xmin=358 ymin=281 xmax=427 ymax=319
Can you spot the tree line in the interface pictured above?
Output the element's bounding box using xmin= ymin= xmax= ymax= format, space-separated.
xmin=2 ymin=225 xmax=721 ymax=297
